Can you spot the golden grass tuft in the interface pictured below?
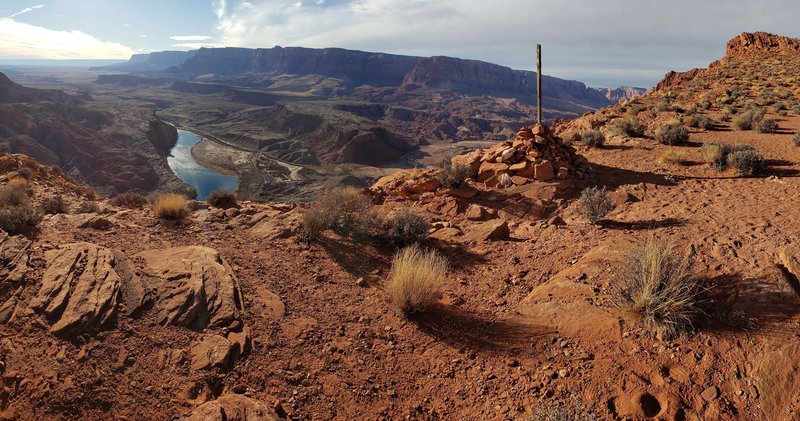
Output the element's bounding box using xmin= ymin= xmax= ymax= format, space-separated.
xmin=614 ymin=239 xmax=699 ymax=340
xmin=657 ymin=149 xmax=688 ymax=165
xmin=154 ymin=193 xmax=190 ymax=220
xmin=387 ymin=245 xmax=448 ymax=315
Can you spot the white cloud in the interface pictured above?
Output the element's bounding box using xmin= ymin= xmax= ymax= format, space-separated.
xmin=210 ymin=0 xmax=800 ymax=87
xmin=8 ymin=4 xmax=44 ymax=18
xmin=172 ymin=42 xmax=220 ymax=49
xmin=170 ymin=35 xmax=213 ymax=41
xmin=0 ymin=17 xmax=133 ymax=59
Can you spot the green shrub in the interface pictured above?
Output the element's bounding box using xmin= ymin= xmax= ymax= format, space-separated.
xmin=578 ymin=187 xmax=614 ymax=225
xmin=727 ymin=149 xmax=765 ymax=176
xmin=110 ymin=192 xmax=148 ymax=208
xmin=610 ymin=117 xmax=644 ymax=137
xmin=383 ymin=207 xmax=430 ymax=245
xmin=41 ymin=195 xmax=67 ymax=215
xmin=702 ymin=143 xmax=757 ymax=172
xmin=684 ymin=114 xmax=714 ymax=130
xmin=615 ymin=239 xmax=699 ymax=340
xmin=655 ymin=123 xmax=689 ymax=145
xmin=207 ymin=190 xmax=238 ymax=209
xmin=732 ymin=109 xmax=765 ymax=130
xmin=580 ymin=129 xmax=605 ymax=148
xmin=754 ymin=118 xmax=778 ymax=134
xmin=436 ymin=159 xmax=472 ymax=189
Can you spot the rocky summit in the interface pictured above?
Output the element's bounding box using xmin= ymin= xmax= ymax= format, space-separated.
xmin=4 ymin=22 xmax=800 ymax=421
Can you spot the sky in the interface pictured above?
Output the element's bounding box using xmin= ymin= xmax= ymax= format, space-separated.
xmin=0 ymin=0 xmax=798 ymax=87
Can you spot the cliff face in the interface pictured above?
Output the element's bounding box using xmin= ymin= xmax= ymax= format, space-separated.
xmin=91 ymin=50 xmax=197 ymax=72
xmin=592 ymin=86 xmax=647 ymax=103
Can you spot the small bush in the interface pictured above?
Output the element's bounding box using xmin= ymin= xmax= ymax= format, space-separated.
xmin=610 ymin=117 xmax=644 ymax=137
xmin=41 ymin=195 xmax=67 ymax=215
xmin=301 ymin=186 xmax=373 ymax=238
xmin=17 ymin=167 xmax=34 ymax=180
xmin=532 ymin=398 xmax=598 ymax=421
xmin=383 ymin=207 xmax=430 ymax=245
xmin=580 ymin=129 xmax=605 ymax=148
xmin=0 ymin=184 xmax=40 ymax=233
xmin=727 ymin=149 xmax=765 ymax=176
xmin=207 ymin=190 xmax=238 ymax=209
xmin=684 ymin=114 xmax=714 ymax=130
xmin=387 ymin=245 xmax=447 ymax=315
xmin=732 ymin=109 xmax=765 ymax=130
xmin=701 ymin=143 xmax=731 ymax=171
xmin=75 ymin=201 xmax=100 ymax=214
xmin=436 ymin=159 xmax=472 ymax=189
xmin=615 ymin=239 xmax=699 ymax=340
xmin=578 ymin=187 xmax=614 ymax=225
xmin=154 ymin=193 xmax=190 ymax=220
xmin=110 ymin=192 xmax=148 ymax=208
xmin=754 ymin=117 xmax=778 ymax=134
xmin=655 ymin=123 xmax=689 ymax=145
xmin=793 ymin=132 xmax=800 ymax=147
xmin=657 ymin=149 xmax=687 ymax=165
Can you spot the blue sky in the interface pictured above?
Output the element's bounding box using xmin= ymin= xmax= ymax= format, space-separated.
xmin=1 ymin=0 xmax=799 ymax=87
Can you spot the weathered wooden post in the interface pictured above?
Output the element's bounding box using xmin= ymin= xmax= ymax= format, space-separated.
xmin=537 ymin=44 xmax=542 ymax=124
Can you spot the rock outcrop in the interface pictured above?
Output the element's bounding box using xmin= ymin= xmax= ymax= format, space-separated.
xmin=0 ymin=231 xmax=30 ymax=283
xmin=137 ymin=246 xmax=244 ymax=330
xmin=179 ymin=394 xmax=280 ymax=421
xmin=31 ymin=243 xmax=122 ymax=334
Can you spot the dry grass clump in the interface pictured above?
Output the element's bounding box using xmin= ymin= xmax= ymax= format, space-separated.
xmin=75 ymin=201 xmax=100 ymax=214
xmin=383 ymin=207 xmax=430 ymax=245
xmin=40 ymin=195 xmax=67 ymax=215
xmin=436 ymin=159 xmax=472 ymax=189
xmin=110 ymin=192 xmax=149 ymax=208
xmin=655 ymin=123 xmax=689 ymax=145
xmin=684 ymin=114 xmax=714 ymax=130
xmin=16 ymin=167 xmax=34 ymax=180
xmin=614 ymin=239 xmax=699 ymax=340
xmin=207 ymin=190 xmax=238 ymax=209
xmin=387 ymin=245 xmax=447 ymax=315
xmin=657 ymin=149 xmax=687 ymax=165
xmin=301 ymin=186 xmax=373 ymax=239
xmin=610 ymin=117 xmax=644 ymax=137
xmin=154 ymin=193 xmax=190 ymax=220
xmin=578 ymin=187 xmax=614 ymax=225
xmin=580 ymin=129 xmax=605 ymax=148
xmin=0 ymin=184 xmax=40 ymax=234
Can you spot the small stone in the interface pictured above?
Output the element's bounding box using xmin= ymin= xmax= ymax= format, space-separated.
xmin=701 ymin=386 xmax=719 ymax=402
xmin=558 ymin=369 xmax=569 ymax=378
xmin=356 ymin=277 xmax=368 ymax=287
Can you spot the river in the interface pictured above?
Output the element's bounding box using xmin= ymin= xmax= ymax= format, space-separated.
xmin=166 ymin=129 xmax=238 ymax=200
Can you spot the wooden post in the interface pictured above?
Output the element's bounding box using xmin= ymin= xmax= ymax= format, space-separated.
xmin=536 ymin=44 xmax=542 ymax=124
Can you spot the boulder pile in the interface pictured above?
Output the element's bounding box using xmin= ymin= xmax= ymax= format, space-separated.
xmin=458 ymin=123 xmax=590 ymax=187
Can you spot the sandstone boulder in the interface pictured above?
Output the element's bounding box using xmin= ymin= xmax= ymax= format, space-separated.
xmin=31 ymin=243 xmax=122 ymax=334
xmin=190 ymin=334 xmax=232 ymax=370
xmin=180 ymin=394 xmax=280 ymax=420
xmin=0 ymin=232 xmax=30 ymax=284
xmin=465 ymin=205 xmax=491 ymax=221
xmin=465 ymin=220 xmax=509 ymax=242
xmin=534 ymin=160 xmax=555 ymax=181
xmin=138 ymin=246 xmax=244 ymax=330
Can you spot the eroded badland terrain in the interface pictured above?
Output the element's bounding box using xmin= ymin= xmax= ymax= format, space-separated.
xmin=0 ymin=32 xmax=800 ymax=420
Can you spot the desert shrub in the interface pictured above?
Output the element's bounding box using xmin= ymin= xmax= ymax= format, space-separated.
xmin=655 ymin=123 xmax=689 ymax=145
xmin=627 ymin=104 xmax=646 ymax=115
xmin=721 ymin=105 xmax=737 ymax=115
xmin=154 ymin=193 xmax=190 ymax=220
xmin=301 ymin=186 xmax=373 ymax=238
xmin=532 ymin=398 xmax=598 ymax=421
xmin=793 ymin=132 xmax=800 ymax=146
xmin=654 ymin=101 xmax=668 ymax=112
xmin=207 ymin=190 xmax=238 ymax=209
xmin=383 ymin=207 xmax=431 ymax=245
xmin=41 ymin=195 xmax=67 ymax=215
xmin=614 ymin=239 xmax=699 ymax=340
xmin=697 ymin=100 xmax=711 ymax=110
xmin=79 ymin=187 xmax=98 ymax=201
xmin=732 ymin=108 xmax=765 ymax=130
xmin=754 ymin=117 xmax=778 ymax=134
xmin=17 ymin=167 xmax=34 ymax=180
xmin=580 ymin=129 xmax=605 ymax=148
xmin=684 ymin=114 xmax=714 ymax=130
xmin=702 ymin=143 xmax=755 ymax=171
xmin=657 ymin=149 xmax=687 ymax=165
xmin=727 ymin=149 xmax=765 ymax=176
xmin=774 ymin=102 xmax=787 ymax=111
xmin=436 ymin=159 xmax=472 ymax=189
xmin=0 ymin=184 xmax=40 ymax=233
xmin=387 ymin=245 xmax=447 ymax=315
xmin=110 ymin=192 xmax=148 ymax=208
xmin=610 ymin=117 xmax=644 ymax=137
xmin=578 ymin=187 xmax=614 ymax=225
xmin=75 ymin=201 xmax=100 ymax=214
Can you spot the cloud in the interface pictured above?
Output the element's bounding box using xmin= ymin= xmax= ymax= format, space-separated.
xmin=172 ymin=42 xmax=221 ymax=49
xmin=210 ymin=0 xmax=800 ymax=87
xmin=170 ymin=35 xmax=213 ymax=41
xmin=8 ymin=4 xmax=44 ymax=18
xmin=0 ymin=17 xmax=133 ymax=59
